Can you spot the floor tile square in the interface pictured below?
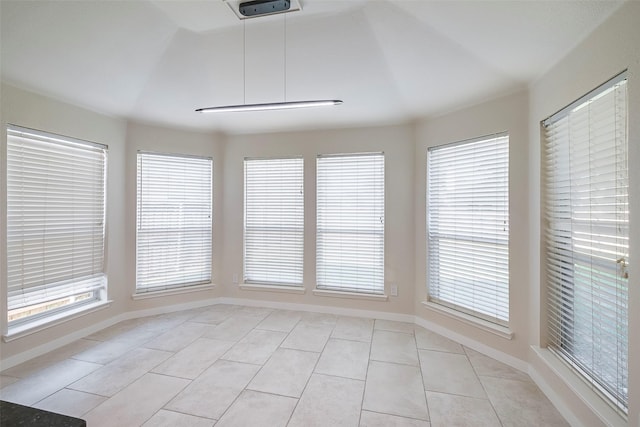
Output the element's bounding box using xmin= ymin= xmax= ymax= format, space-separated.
xmin=414 ymin=327 xmax=463 ymax=354
xmin=315 ymin=338 xmax=370 ymax=380
xmin=71 ymin=339 xmax=139 ymax=365
xmin=480 ymin=376 xmax=569 ymax=427
xmin=426 ymin=391 xmax=500 ymax=427
xmin=281 ymin=321 xmax=333 ymax=352
xmin=288 ymin=373 xmax=364 ymax=427
xmin=69 ymin=347 xmax=172 ymax=396
xmin=374 ymin=319 xmax=415 ymax=334
xmin=464 ymin=347 xmax=530 ymax=381
xmin=214 ymin=390 xmax=297 ymax=427
xmin=332 ymin=316 xmax=374 ymax=342
xmin=83 ymin=373 xmax=189 ymax=427
xmin=166 ymin=359 xmax=260 ymax=420
xmin=256 ymin=310 xmax=302 ymax=332
xmin=33 ymin=388 xmax=107 ymax=418
xmin=221 ymin=329 xmax=287 ymax=365
xmin=248 ymin=348 xmax=319 ymax=397
xmin=189 ymin=304 xmax=240 ymax=324
xmin=152 ymin=338 xmax=234 ymax=379
xmin=202 ymin=314 xmax=263 ymax=341
xmin=2 ymin=339 xmax=99 ymax=378
xmin=141 ymin=409 xmax=214 ymax=427
xmin=359 ymin=411 xmax=431 ymax=427
xmin=0 ymin=359 xmax=101 ymax=406
xmin=418 ymin=350 xmax=486 ymax=398
xmin=143 ymin=321 xmax=215 ymax=352
xmin=362 ymin=361 xmax=428 ymax=420
xmin=370 ymin=330 xmax=418 ymax=366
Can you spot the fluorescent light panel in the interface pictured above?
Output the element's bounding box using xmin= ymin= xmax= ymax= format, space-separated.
xmin=196 ymin=99 xmax=343 ymax=113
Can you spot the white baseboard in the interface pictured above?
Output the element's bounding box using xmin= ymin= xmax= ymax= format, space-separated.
xmin=0 ymin=297 xmax=223 ymax=372
xmin=413 ymin=315 xmax=528 ymax=373
xmin=218 ymin=296 xmax=415 ymax=323
xmin=528 ymin=361 xmax=583 ymax=427
xmin=529 ymin=346 xmax=626 ymax=427
xmin=0 ymin=313 xmax=126 ymax=371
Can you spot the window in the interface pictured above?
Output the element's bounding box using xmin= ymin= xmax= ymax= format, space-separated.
xmin=544 ymin=73 xmax=628 ymax=413
xmin=6 ymin=125 xmax=107 ymax=331
xmin=316 ymin=153 xmax=384 ymax=294
xmin=136 ymin=152 xmax=212 ymax=292
xmin=427 ymin=134 xmax=509 ymax=325
xmin=244 ymin=157 xmax=304 ymax=286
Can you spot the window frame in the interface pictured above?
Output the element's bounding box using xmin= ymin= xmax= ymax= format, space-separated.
xmin=243 ymin=156 xmax=305 ymax=287
xmin=135 ymin=151 xmax=213 ymax=294
xmin=5 ymin=125 xmax=108 ymax=336
xmin=426 ymin=133 xmax=510 ymax=327
xmin=315 ymin=152 xmax=385 ymax=295
xmin=543 ymin=71 xmax=629 ymax=414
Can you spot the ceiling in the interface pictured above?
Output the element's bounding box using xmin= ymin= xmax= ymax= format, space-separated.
xmin=1 ymin=0 xmax=625 ymax=135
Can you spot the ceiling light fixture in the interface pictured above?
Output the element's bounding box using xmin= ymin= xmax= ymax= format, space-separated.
xmin=196 ymin=99 xmax=343 ymax=113
xmin=196 ymin=0 xmax=342 ymax=114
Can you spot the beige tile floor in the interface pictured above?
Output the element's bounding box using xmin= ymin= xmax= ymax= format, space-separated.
xmin=0 ymin=304 xmax=569 ymax=426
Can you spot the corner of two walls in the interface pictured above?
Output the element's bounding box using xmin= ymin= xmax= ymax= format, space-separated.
xmin=412 ymin=90 xmax=531 ymax=365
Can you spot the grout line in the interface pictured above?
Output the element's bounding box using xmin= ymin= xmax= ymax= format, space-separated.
xmin=411 ymin=328 xmax=431 ymax=422
xmin=284 ymin=318 xmax=337 ymax=425
xmin=466 ymin=347 xmax=504 ymax=427
xmin=8 ymin=304 xmax=563 ymax=426
xmin=357 ymin=322 xmax=375 ymax=426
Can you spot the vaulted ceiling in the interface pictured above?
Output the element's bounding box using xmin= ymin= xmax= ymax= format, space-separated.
xmin=1 ymin=0 xmax=624 ymax=134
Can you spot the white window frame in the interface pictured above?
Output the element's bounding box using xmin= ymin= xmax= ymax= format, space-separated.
xmin=5 ymin=125 xmax=108 ymax=337
xmin=427 ymin=133 xmax=510 ymax=326
xmin=243 ymin=157 xmax=304 ymax=287
xmin=136 ymin=152 xmax=213 ymax=294
xmin=316 ymin=152 xmax=385 ymax=295
xmin=543 ymin=72 xmax=629 ymax=414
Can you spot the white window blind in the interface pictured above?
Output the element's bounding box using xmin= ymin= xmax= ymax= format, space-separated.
xmin=427 ymin=134 xmax=509 ymax=325
xmin=7 ymin=125 xmax=107 ymax=326
xmin=544 ymin=73 xmax=628 ymax=412
xmin=316 ymin=153 xmax=384 ymax=294
xmin=244 ymin=157 xmax=304 ymax=286
xmin=136 ymin=152 xmax=212 ymax=292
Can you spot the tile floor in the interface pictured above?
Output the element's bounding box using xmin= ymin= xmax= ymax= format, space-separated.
xmin=0 ymin=304 xmax=569 ymax=426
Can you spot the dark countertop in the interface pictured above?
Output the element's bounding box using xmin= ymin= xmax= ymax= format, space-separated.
xmin=0 ymin=400 xmax=86 ymax=426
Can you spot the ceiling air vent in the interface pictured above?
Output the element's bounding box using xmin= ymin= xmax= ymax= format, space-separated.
xmin=240 ymin=0 xmax=290 ymax=17
xmin=223 ymin=0 xmax=301 ymax=20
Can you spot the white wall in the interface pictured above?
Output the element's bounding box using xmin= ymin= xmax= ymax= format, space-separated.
xmin=123 ymin=121 xmax=226 ymax=313
xmin=222 ymin=125 xmax=416 ymax=315
xmin=0 ymin=83 xmax=127 ymax=360
xmin=528 ymin=2 xmax=640 ymax=426
xmin=413 ymin=90 xmax=530 ymax=362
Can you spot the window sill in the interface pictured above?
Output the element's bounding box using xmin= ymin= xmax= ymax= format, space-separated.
xmin=3 ymin=300 xmax=113 ymax=342
xmin=313 ymin=289 xmax=388 ymax=301
xmin=132 ymin=283 xmax=216 ymax=300
xmin=531 ymin=346 xmax=627 ymax=427
xmin=240 ymin=283 xmax=306 ymax=294
xmin=421 ymin=301 xmax=513 ymax=340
